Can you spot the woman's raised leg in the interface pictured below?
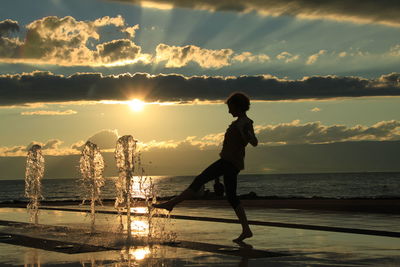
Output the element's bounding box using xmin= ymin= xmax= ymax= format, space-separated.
xmin=152 ymin=159 xmax=224 ymax=212
xmin=152 ymin=188 xmax=194 ymax=211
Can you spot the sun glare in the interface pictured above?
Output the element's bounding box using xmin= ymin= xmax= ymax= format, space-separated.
xmin=129 ymin=247 xmax=151 ymax=261
xmin=128 ymin=99 xmax=145 ymax=112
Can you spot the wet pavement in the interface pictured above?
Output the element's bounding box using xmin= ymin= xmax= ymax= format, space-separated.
xmin=0 ymin=206 xmax=399 ymax=266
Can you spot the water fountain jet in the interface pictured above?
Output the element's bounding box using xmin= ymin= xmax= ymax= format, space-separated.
xmin=25 ymin=144 xmax=45 ymax=224
xmin=115 ymin=135 xmax=136 ymax=239
xmin=114 ymin=136 xmax=176 ymax=243
xmin=79 ymin=141 xmax=105 ymax=232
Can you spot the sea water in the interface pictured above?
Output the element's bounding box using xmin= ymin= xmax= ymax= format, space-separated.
xmin=1 ymin=172 xmax=399 ymax=203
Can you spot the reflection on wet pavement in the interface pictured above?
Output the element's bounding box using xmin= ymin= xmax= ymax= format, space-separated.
xmin=0 ymin=207 xmax=399 ymax=266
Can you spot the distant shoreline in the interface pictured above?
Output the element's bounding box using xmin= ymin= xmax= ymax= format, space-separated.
xmin=2 ymin=197 xmax=399 ymax=214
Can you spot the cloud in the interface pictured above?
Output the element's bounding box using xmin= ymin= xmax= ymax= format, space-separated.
xmin=0 ymin=16 xmax=147 ymax=66
xmin=122 ymin=24 xmax=140 ymax=38
xmin=96 ymin=39 xmax=142 ymax=64
xmin=0 ymin=145 xmax=26 ymax=157
xmin=276 ymin=51 xmax=300 ymax=63
xmin=1 ymin=71 xmax=400 ymax=106
xmin=0 ymin=129 xmax=222 ymax=157
xmin=155 ymin=43 xmax=233 ymax=68
xmin=1 ymin=121 xmax=400 ymax=176
xmin=255 ymin=120 xmax=400 ymax=145
xmin=107 ymin=0 xmax=400 ymax=27
xmin=389 ymin=44 xmax=400 ymax=56
xmin=377 ymin=72 xmax=400 ymax=85
xmin=306 ymin=50 xmax=327 ymax=65
xmin=332 ymin=49 xmax=369 ymax=59
xmin=0 ymin=19 xmax=19 ymax=35
xmin=0 ymin=139 xmax=68 ymax=157
xmin=0 ymin=129 xmax=120 ymax=157
xmin=0 ymin=16 xmax=275 ymax=68
xmin=141 ymin=133 xmax=223 ymax=152
xmin=232 ymin=52 xmax=270 ymax=63
xmin=141 ymin=120 xmax=400 ymax=151
xmin=71 ymin=140 xmax=85 ymax=151
xmin=26 ymin=139 xmax=64 ymax=152
xmin=155 ymin=44 xmax=271 ymax=68
xmin=141 ymin=119 xmax=400 ymax=151
xmin=20 ymin=110 xmax=77 ymax=116
xmin=2 ymin=140 xmax=400 ymax=178
xmin=41 ymin=139 xmax=63 ymax=150
xmin=22 ymin=16 xmax=103 ymax=64
xmin=93 ymin=15 xmax=126 ymax=27
xmin=0 ymin=19 xmax=21 ymax=58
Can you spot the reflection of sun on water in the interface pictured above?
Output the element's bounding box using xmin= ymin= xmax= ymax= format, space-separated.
xmin=129 ymin=247 xmax=151 ymax=261
xmin=131 ymin=220 xmax=149 ymax=236
xmin=130 ymin=176 xmax=152 ymax=198
xmin=131 ymin=207 xmax=148 ymax=214
xmin=128 ymin=99 xmax=145 ymax=112
xmin=130 ymin=177 xmax=143 ymax=198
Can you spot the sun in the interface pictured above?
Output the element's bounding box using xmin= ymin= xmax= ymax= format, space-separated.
xmin=128 ymin=99 xmax=145 ymax=112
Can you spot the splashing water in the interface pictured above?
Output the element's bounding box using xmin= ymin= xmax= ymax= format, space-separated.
xmin=79 ymin=141 xmax=105 ymax=231
xmin=25 ymin=144 xmax=44 ymax=224
xmin=136 ymin=163 xmax=157 ymax=238
xmin=136 ymin=163 xmax=176 ymax=242
xmin=115 ymin=135 xmax=137 ymax=239
xmin=115 ymin=135 xmax=176 ymax=243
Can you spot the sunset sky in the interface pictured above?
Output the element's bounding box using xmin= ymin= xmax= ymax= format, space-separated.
xmin=1 ymin=0 xmax=400 ymax=178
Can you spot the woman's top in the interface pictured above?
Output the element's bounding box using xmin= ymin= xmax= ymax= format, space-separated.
xmin=220 ymin=116 xmax=254 ymax=171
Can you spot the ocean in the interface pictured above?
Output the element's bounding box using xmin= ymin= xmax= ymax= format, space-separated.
xmin=1 ymin=172 xmax=399 ymax=203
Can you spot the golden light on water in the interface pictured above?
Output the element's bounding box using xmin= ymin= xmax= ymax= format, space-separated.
xmin=130 ymin=220 xmax=149 ymax=236
xmin=130 ymin=207 xmax=148 ymax=214
xmin=130 ymin=176 xmax=153 ymax=198
xmin=129 ymin=247 xmax=151 ymax=261
xmin=128 ymin=99 xmax=145 ymax=112
xmin=130 ymin=178 xmax=145 ymax=198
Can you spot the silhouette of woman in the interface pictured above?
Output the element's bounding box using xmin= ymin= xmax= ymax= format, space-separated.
xmin=153 ymin=92 xmax=258 ymax=242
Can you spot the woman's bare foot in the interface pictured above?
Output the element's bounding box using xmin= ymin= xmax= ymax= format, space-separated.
xmin=152 ymin=201 xmax=174 ymax=212
xmin=233 ymin=230 xmax=253 ymax=243
xmin=233 ymin=240 xmax=253 ymax=249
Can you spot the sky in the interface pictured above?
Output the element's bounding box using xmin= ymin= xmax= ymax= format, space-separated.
xmin=1 ymin=0 xmax=400 ymax=179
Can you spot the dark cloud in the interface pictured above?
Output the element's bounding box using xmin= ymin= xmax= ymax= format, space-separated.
xmin=97 ymin=39 xmax=141 ymax=63
xmin=0 ymin=19 xmax=19 ymax=36
xmin=0 ymin=19 xmax=21 ymax=58
xmin=1 ymin=71 xmax=400 ymax=105
xmin=110 ymin=0 xmax=400 ymax=27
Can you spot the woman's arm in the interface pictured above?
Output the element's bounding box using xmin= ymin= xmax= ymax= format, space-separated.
xmin=244 ymin=122 xmax=258 ymax=147
xmin=237 ymin=118 xmax=258 ymax=146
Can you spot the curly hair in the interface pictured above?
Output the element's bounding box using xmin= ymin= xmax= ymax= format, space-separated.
xmin=226 ymin=92 xmax=250 ymax=112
